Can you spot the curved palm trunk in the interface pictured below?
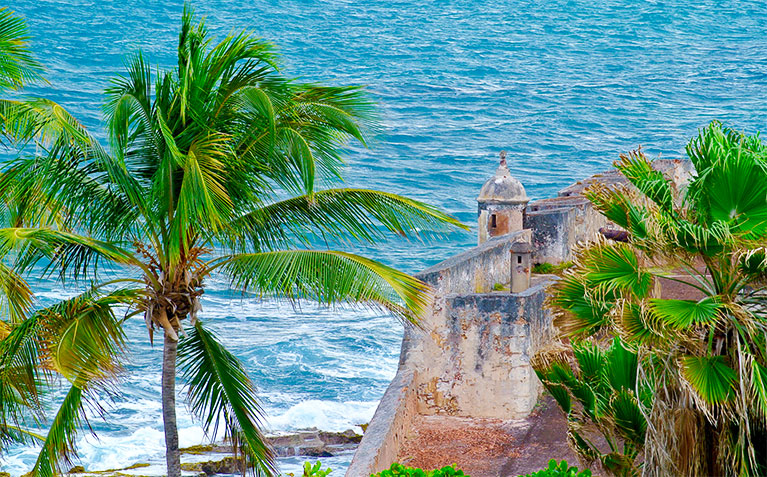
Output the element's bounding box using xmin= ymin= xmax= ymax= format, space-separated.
xmin=162 ymin=331 xmax=181 ymax=477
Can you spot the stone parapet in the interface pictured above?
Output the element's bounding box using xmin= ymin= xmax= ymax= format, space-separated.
xmin=410 ymin=280 xmax=554 ymax=420
xmin=417 ymin=230 xmax=529 ymax=295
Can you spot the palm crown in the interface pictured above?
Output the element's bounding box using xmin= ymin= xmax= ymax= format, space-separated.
xmin=542 ymin=122 xmax=767 ymax=476
xmin=0 ymin=6 xmax=463 ymax=476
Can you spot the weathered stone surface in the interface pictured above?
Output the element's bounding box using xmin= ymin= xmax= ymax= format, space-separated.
xmin=181 ymin=457 xmax=244 ymax=475
xmin=348 ymin=160 xmax=695 ymax=477
xmin=412 ymin=280 xmax=555 ymax=420
xmin=417 ymin=229 xmax=529 ymax=295
xmin=346 ymin=369 xmax=418 ymax=477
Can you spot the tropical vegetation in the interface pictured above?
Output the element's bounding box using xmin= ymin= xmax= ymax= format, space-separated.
xmin=371 ymin=462 xmax=468 ymax=477
xmin=521 ymin=460 xmax=592 ymax=477
xmin=532 ymin=338 xmax=644 ymax=476
xmin=0 ymin=5 xmax=463 ymax=477
xmin=538 ymin=122 xmax=767 ymax=476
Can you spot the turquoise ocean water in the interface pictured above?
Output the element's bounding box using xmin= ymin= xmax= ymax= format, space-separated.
xmin=2 ymin=1 xmax=767 ymax=475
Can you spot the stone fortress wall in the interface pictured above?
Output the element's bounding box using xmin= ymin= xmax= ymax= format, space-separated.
xmin=346 ymin=157 xmax=694 ymax=476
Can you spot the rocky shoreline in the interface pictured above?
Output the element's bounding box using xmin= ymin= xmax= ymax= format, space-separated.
xmin=179 ymin=429 xmax=362 ymax=475
xmin=5 ymin=429 xmax=362 ymax=477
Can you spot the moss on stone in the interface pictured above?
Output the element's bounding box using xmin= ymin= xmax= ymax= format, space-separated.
xmin=180 ymin=443 xmax=217 ymax=455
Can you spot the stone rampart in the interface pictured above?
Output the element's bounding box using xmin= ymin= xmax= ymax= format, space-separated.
xmin=409 ymin=280 xmax=554 ymax=420
xmin=346 ymin=159 xmax=695 ymax=477
xmin=416 ymin=230 xmax=530 ymax=295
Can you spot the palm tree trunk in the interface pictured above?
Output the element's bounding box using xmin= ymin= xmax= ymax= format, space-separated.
xmin=162 ymin=331 xmax=181 ymax=477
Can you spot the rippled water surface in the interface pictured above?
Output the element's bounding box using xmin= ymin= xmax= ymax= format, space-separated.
xmin=2 ymin=0 xmax=767 ymax=475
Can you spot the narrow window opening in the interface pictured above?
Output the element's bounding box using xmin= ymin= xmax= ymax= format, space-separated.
xmin=517 ymin=256 xmax=522 ymax=264
xmin=491 ymin=214 xmax=497 ymax=228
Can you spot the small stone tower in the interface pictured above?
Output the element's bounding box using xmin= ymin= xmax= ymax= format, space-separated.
xmin=477 ymin=151 xmax=529 ymax=244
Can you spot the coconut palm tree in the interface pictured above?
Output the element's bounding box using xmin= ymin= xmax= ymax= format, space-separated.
xmin=0 ymin=6 xmax=464 ymax=477
xmin=0 ymin=8 xmax=139 ymax=460
xmin=542 ymin=122 xmax=767 ymax=476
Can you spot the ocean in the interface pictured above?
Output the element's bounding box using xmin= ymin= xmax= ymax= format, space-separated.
xmin=1 ymin=0 xmax=767 ymax=475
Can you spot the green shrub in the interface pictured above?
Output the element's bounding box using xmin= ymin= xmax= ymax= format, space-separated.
xmin=532 ymin=261 xmax=573 ymax=275
xmin=521 ymin=459 xmax=592 ymax=477
xmin=286 ymin=461 xmax=332 ymax=477
xmin=371 ymin=462 xmax=468 ymax=476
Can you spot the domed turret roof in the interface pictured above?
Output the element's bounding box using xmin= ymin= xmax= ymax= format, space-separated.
xmin=477 ymin=151 xmax=528 ymax=204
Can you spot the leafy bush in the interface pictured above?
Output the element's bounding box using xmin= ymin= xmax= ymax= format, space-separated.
xmin=371 ymin=462 xmax=468 ymax=476
xmin=285 ymin=460 xmax=332 ymax=477
xmin=522 ymin=459 xmax=592 ymax=477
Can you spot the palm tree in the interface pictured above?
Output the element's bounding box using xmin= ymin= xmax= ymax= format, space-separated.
xmin=532 ymin=337 xmax=645 ymax=476
xmin=0 ymin=9 xmax=140 ymax=462
xmin=0 ymin=6 xmax=464 ymax=477
xmin=542 ymin=122 xmax=767 ymax=476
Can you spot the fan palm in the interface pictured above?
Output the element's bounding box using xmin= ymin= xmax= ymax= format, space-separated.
xmin=542 ymin=122 xmax=767 ymax=476
xmin=0 ymin=6 xmax=464 ymax=477
xmin=532 ymin=337 xmax=646 ymax=476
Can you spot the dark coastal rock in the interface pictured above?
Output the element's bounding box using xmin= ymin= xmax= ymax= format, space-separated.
xmin=180 ymin=428 xmax=362 ymax=461
xmin=181 ymin=457 xmax=245 ymax=475
xmin=301 ymin=447 xmax=333 ymax=457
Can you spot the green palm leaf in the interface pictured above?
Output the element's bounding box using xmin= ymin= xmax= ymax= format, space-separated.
xmin=0 ymin=7 xmax=44 ymax=91
xmin=647 ymin=297 xmax=722 ymax=329
xmin=686 ymin=122 xmax=767 ymax=235
xmin=680 ymin=355 xmax=737 ymax=405
xmin=580 ymin=243 xmax=652 ymax=298
xmin=0 ymin=228 xmax=137 ymax=281
xmin=585 ymin=184 xmax=650 ymax=242
xmin=611 ymin=389 xmax=645 ymax=447
xmin=604 ymin=338 xmax=638 ymax=392
xmin=178 ymin=320 xmax=275 ymax=476
xmin=232 ymin=188 xmax=465 ymax=251
xmin=0 ymin=314 xmax=45 ymax=428
xmin=30 ymin=384 xmax=86 ymax=477
xmin=615 ymin=149 xmax=675 ymax=215
xmin=220 ymin=250 xmax=431 ymax=323
xmin=549 ymin=274 xmax=613 ymax=337
xmin=36 ymin=288 xmax=139 ymax=383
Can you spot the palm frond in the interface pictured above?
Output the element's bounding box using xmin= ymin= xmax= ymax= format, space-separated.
xmin=30 ymin=384 xmax=87 ymax=477
xmin=35 ymin=288 xmax=140 ymax=383
xmin=646 ymin=297 xmax=722 ymax=329
xmin=219 ymin=250 xmax=431 ymax=324
xmin=615 ymin=149 xmax=675 ymax=215
xmin=0 ymin=314 xmax=45 ymax=427
xmin=580 ymin=242 xmax=653 ymax=298
xmin=0 ymin=7 xmax=44 ymax=91
xmin=0 ymin=228 xmax=137 ymax=281
xmin=230 ymin=188 xmax=466 ymax=251
xmin=680 ymin=355 xmax=737 ymax=405
xmin=178 ymin=320 xmax=275 ymax=476
xmin=0 ymin=260 xmax=32 ymax=322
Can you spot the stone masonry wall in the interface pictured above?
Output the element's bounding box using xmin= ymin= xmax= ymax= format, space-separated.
xmin=410 ymin=281 xmax=554 ymax=419
xmin=524 ymin=159 xmax=694 ymax=264
xmin=346 ymin=159 xmax=695 ymax=476
xmin=417 ymin=229 xmax=530 ymax=296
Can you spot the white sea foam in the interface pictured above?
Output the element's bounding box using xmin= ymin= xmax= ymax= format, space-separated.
xmin=266 ymin=400 xmax=379 ymax=434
